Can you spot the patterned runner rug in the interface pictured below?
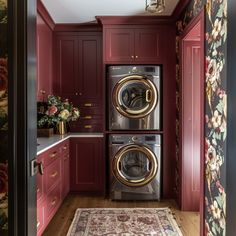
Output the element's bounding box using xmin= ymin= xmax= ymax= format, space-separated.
xmin=67 ymin=208 xmax=183 ymax=236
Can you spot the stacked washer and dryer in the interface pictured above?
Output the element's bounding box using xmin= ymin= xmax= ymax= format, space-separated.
xmin=107 ymin=65 xmax=162 ymax=200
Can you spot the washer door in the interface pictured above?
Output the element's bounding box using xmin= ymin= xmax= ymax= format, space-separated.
xmin=112 ymin=75 xmax=158 ymax=119
xmin=113 ymin=144 xmax=158 ymax=187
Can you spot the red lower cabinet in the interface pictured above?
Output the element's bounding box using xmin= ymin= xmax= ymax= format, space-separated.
xmin=70 ymin=137 xmax=104 ymax=192
xmin=61 ymin=140 xmax=70 ymax=200
xmin=37 ymin=139 xmax=69 ymax=236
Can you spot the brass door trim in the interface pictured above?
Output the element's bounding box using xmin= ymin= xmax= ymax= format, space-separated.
xmin=112 ymin=75 xmax=158 ymax=119
xmin=112 ymin=144 xmax=158 ymax=187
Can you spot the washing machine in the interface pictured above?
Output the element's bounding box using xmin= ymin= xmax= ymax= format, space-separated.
xmin=108 ymin=65 xmax=161 ymax=130
xmin=109 ymin=134 xmax=161 ymax=200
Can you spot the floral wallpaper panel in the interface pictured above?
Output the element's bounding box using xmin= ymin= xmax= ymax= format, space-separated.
xmin=0 ymin=0 xmax=8 ymax=233
xmin=176 ymin=0 xmax=227 ymax=235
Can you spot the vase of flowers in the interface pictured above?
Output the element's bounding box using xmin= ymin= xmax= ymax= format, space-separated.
xmin=37 ymin=95 xmax=80 ymax=136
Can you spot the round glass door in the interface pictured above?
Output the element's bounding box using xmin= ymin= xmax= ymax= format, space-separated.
xmin=112 ymin=75 xmax=158 ymax=118
xmin=113 ymin=144 xmax=158 ymax=187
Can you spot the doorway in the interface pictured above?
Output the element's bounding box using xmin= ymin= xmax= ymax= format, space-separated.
xmin=180 ymin=9 xmax=204 ymax=234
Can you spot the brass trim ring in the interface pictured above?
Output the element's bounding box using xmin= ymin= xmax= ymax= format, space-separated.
xmin=112 ymin=75 xmax=158 ymax=119
xmin=112 ymin=144 xmax=158 ymax=187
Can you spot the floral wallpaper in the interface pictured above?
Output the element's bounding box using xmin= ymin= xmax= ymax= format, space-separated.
xmin=0 ymin=0 xmax=8 ymax=233
xmin=176 ymin=0 xmax=227 ymax=235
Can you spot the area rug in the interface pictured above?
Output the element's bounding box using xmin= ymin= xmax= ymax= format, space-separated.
xmin=67 ymin=208 xmax=183 ymax=236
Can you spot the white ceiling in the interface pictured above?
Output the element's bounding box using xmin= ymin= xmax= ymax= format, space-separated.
xmin=41 ymin=0 xmax=179 ymax=24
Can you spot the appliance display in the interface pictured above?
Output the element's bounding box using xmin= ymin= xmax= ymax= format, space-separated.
xmin=109 ymin=134 xmax=161 ymax=200
xmin=108 ymin=65 xmax=161 ymax=130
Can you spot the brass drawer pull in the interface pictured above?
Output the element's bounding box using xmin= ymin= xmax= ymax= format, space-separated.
xmin=50 ymin=171 xmax=58 ymax=178
xmin=51 ymin=197 xmax=57 ymax=206
xmin=63 ymin=146 xmax=67 ymax=150
xmin=50 ymin=152 xmax=57 ymax=158
xmin=37 ymin=221 xmax=40 ymax=228
xmin=84 ymin=103 xmax=92 ymax=107
xmin=84 ymin=125 xmax=92 ymax=129
xmin=84 ymin=115 xmax=92 ymax=119
xmin=37 ymin=188 xmax=40 ymax=193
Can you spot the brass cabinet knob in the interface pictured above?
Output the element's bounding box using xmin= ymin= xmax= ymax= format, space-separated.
xmin=79 ymin=93 xmax=82 ymax=96
xmin=135 ymin=55 xmax=138 ymax=58
xmin=131 ymin=55 xmax=134 ymax=59
xmin=40 ymin=90 xmax=46 ymax=94
xmin=75 ymin=92 xmax=78 ymax=96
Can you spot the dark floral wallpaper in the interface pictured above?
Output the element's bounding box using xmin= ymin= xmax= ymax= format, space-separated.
xmin=176 ymin=0 xmax=227 ymax=235
xmin=0 ymin=0 xmax=8 ymax=233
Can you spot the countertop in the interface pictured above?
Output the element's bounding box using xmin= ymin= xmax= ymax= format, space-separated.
xmin=37 ymin=133 xmax=104 ymax=155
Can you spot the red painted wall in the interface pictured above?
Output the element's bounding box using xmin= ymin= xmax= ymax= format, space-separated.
xmin=37 ymin=13 xmax=53 ymax=101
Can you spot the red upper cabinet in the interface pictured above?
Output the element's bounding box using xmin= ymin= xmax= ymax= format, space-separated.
xmin=105 ymin=28 xmax=135 ymax=62
xmin=37 ymin=13 xmax=53 ymax=101
xmin=77 ymin=35 xmax=102 ymax=100
xmin=104 ymin=27 xmax=161 ymax=63
xmin=135 ymin=29 xmax=161 ymax=62
xmin=53 ymin=32 xmax=102 ymax=100
xmin=53 ymin=35 xmax=78 ymax=97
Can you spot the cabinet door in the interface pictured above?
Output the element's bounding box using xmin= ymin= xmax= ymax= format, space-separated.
xmin=70 ymin=138 xmax=104 ymax=192
xmin=105 ymin=28 xmax=135 ymax=62
xmin=37 ymin=13 xmax=53 ymax=101
xmin=61 ymin=141 xmax=70 ymax=200
xmin=54 ymin=35 xmax=78 ymax=97
xmin=77 ymin=35 xmax=102 ymax=100
xmin=134 ymin=29 xmax=161 ymax=62
xmin=62 ymin=153 xmax=70 ymax=200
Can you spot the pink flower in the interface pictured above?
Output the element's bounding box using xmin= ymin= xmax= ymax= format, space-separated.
xmin=47 ymin=105 xmax=57 ymax=116
xmin=0 ymin=163 xmax=8 ymax=194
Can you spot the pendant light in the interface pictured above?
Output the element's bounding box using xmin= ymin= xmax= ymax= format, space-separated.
xmin=145 ymin=0 xmax=165 ymax=14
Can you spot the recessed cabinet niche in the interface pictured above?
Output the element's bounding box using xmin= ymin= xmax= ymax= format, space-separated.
xmin=104 ymin=27 xmax=163 ymax=63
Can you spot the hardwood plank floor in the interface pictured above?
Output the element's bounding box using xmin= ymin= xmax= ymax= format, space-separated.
xmin=43 ymin=194 xmax=200 ymax=236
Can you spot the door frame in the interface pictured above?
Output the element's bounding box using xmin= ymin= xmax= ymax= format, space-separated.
xmin=8 ymin=0 xmax=37 ymax=235
xmin=179 ymin=9 xmax=205 ymax=236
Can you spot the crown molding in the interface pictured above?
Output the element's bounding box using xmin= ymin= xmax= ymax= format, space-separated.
xmin=37 ymin=0 xmax=55 ymax=30
xmin=96 ymin=15 xmax=175 ymax=25
xmin=171 ymin=0 xmax=191 ymax=20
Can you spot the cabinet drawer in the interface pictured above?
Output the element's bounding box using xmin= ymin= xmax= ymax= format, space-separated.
xmin=42 ymin=146 xmax=60 ymax=168
xmin=45 ymin=158 xmax=61 ymax=192
xmin=37 ymin=173 xmax=44 ymax=201
xmin=37 ymin=199 xmax=46 ymax=236
xmin=76 ymin=124 xmax=103 ymax=132
xmin=61 ymin=140 xmax=69 ymax=154
xmin=46 ymin=183 xmax=61 ymax=221
xmin=79 ymin=107 xmax=103 ymax=116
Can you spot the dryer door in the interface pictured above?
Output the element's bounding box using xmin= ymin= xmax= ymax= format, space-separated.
xmin=113 ymin=144 xmax=158 ymax=187
xmin=112 ymin=75 xmax=158 ymax=119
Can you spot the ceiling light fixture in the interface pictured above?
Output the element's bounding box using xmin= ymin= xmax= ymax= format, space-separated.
xmin=145 ymin=0 xmax=165 ymax=14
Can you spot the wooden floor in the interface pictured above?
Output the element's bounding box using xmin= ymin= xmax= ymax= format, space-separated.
xmin=43 ymin=194 xmax=200 ymax=236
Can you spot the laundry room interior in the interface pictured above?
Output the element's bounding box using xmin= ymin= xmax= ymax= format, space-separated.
xmin=0 ymin=0 xmax=229 ymax=235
